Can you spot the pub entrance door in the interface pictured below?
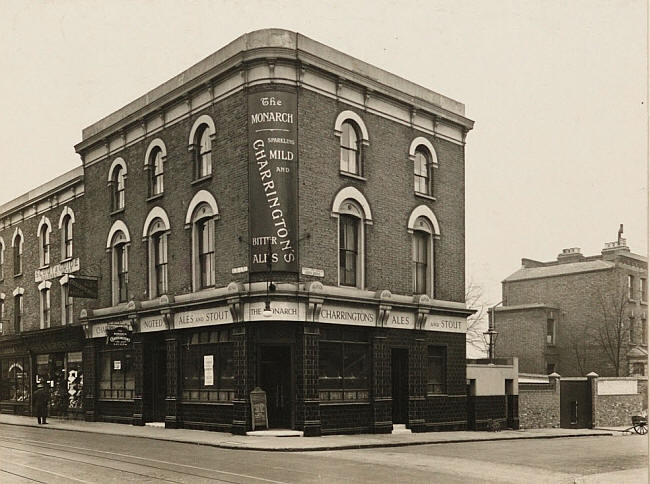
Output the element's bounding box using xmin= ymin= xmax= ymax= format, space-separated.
xmin=144 ymin=337 xmax=167 ymax=422
xmin=259 ymin=345 xmax=292 ymax=428
xmin=391 ymin=348 xmax=409 ymax=425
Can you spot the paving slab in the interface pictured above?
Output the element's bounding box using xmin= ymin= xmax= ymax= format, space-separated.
xmin=0 ymin=414 xmax=616 ymax=452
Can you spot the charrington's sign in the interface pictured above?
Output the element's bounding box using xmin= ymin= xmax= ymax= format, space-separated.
xmin=248 ymin=90 xmax=298 ymax=273
xmin=35 ymin=258 xmax=80 ymax=282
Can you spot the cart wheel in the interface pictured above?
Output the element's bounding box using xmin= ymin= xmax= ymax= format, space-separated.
xmin=634 ymin=423 xmax=648 ymax=435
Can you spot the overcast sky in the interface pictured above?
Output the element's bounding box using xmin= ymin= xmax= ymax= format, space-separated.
xmin=1 ymin=0 xmax=647 ymax=315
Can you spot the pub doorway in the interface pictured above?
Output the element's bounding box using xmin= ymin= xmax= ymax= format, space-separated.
xmin=144 ymin=337 xmax=167 ymax=422
xmin=258 ymin=345 xmax=292 ymax=429
xmin=391 ymin=348 xmax=409 ymax=425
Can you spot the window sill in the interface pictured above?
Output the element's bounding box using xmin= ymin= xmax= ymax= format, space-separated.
xmin=60 ymin=257 xmax=73 ymax=264
xmin=38 ymin=264 xmax=50 ymax=270
xmin=110 ymin=208 xmax=125 ymax=217
xmin=146 ymin=193 xmax=164 ymax=203
xmin=339 ymin=171 xmax=366 ymax=182
xmin=14 ymin=272 xmax=23 ymax=278
xmin=415 ymin=192 xmax=436 ymax=202
xmin=426 ymin=393 xmax=448 ymax=398
xmin=191 ymin=175 xmax=212 ymax=186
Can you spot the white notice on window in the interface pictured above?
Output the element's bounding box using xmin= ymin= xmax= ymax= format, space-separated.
xmin=204 ymin=355 xmax=214 ymax=386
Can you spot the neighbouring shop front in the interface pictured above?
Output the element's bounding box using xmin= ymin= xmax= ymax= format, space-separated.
xmin=81 ymin=292 xmax=472 ymax=436
xmin=0 ymin=326 xmax=85 ymax=418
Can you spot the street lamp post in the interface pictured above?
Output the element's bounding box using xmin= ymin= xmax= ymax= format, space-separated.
xmin=484 ymin=301 xmax=502 ymax=363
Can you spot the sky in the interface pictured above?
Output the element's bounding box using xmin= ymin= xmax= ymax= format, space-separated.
xmin=0 ymin=0 xmax=647 ymax=332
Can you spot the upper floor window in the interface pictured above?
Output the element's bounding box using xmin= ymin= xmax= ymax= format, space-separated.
xmin=189 ymin=115 xmax=216 ymax=181
xmin=145 ymin=212 xmax=170 ymax=298
xmin=107 ymin=158 xmax=127 ymax=212
xmin=628 ymin=275 xmax=635 ymax=300
xmin=107 ymin=222 xmax=131 ymax=305
xmin=39 ymin=282 xmax=51 ymax=329
xmin=38 ymin=218 xmax=51 ymax=267
xmin=0 ymin=295 xmax=5 ymax=334
xmin=62 ymin=215 xmax=73 ymax=259
xmin=408 ymin=206 xmax=440 ymax=297
xmin=12 ymin=230 xmax=23 ymax=276
xmin=409 ymin=137 xmax=438 ymax=198
xmin=335 ymin=111 xmax=369 ymax=178
xmin=641 ymin=278 xmax=647 ymax=303
xmin=414 ymin=148 xmax=432 ymax=195
xmin=0 ymin=238 xmax=4 ymax=281
xmin=186 ymin=190 xmax=219 ymax=291
xmin=13 ymin=291 xmax=23 ymax=333
xmin=331 ymin=187 xmax=373 ymax=289
xmin=62 ymin=282 xmax=73 ymax=325
xmin=547 ymin=318 xmax=556 ymax=345
xmin=340 ymin=121 xmax=361 ymax=175
xmin=150 ymin=148 xmax=164 ymax=196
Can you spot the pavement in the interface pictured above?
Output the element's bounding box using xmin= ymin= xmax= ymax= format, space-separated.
xmin=0 ymin=413 xmax=630 ymax=452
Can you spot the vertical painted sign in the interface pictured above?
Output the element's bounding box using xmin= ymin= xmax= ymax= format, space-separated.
xmin=248 ymin=90 xmax=298 ymax=273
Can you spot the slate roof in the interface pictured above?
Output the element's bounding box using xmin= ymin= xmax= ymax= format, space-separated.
xmin=503 ymin=260 xmax=614 ymax=282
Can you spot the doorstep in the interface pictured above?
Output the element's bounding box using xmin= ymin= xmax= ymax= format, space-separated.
xmin=246 ymin=429 xmax=303 ymax=437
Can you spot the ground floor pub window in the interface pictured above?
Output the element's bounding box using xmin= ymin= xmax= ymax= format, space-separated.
xmin=319 ymin=327 xmax=369 ymax=402
xmin=98 ymin=349 xmax=134 ymax=399
xmin=181 ymin=328 xmax=234 ymax=402
xmin=66 ymin=352 xmax=83 ymax=410
xmin=426 ymin=346 xmax=447 ymax=394
xmin=0 ymin=356 xmax=30 ymax=402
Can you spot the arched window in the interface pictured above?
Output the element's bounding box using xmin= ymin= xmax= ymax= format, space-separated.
xmin=39 ymin=221 xmax=51 ymax=267
xmin=338 ymin=201 xmax=363 ymax=288
xmin=197 ymin=126 xmax=212 ymax=179
xmin=39 ymin=281 xmax=51 ymax=329
xmin=110 ymin=230 xmax=129 ymax=304
xmin=114 ymin=166 xmax=126 ymax=211
xmin=12 ymin=231 xmax=23 ymax=276
xmin=0 ymin=293 xmax=5 ymax=333
xmin=412 ymin=217 xmax=434 ymax=296
xmin=149 ymin=147 xmax=164 ymax=196
xmin=60 ymin=277 xmax=73 ymax=325
xmin=147 ymin=217 xmax=169 ymax=297
xmin=190 ymin=204 xmax=214 ymax=290
xmin=409 ymin=137 xmax=438 ymax=198
xmin=340 ymin=121 xmax=361 ymax=175
xmin=408 ymin=205 xmax=441 ymax=297
xmin=13 ymin=287 xmax=24 ymax=333
xmin=0 ymin=238 xmax=4 ymax=281
xmin=62 ymin=215 xmax=73 ymax=260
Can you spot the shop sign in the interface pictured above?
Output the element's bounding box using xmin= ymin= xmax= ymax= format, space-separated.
xmin=34 ymin=257 xmax=80 ymax=282
xmin=91 ymin=320 xmax=132 ymax=339
xmin=386 ymin=310 xmax=415 ymax=330
xmin=248 ymin=90 xmax=298 ymax=274
xmin=425 ymin=315 xmax=467 ymax=333
xmin=106 ymin=326 xmax=132 ymax=346
xmin=140 ymin=315 xmax=167 ymax=333
xmin=597 ymin=380 xmax=637 ymax=396
xmin=319 ymin=305 xmax=375 ymax=327
xmin=204 ymin=355 xmax=214 ymax=386
xmin=246 ymin=301 xmax=305 ymax=321
xmin=174 ymin=307 xmax=232 ymax=330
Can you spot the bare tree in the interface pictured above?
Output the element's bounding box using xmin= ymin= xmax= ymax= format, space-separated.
xmin=466 ymin=281 xmax=488 ymax=357
xmin=593 ymin=280 xmax=630 ymax=376
xmin=568 ymin=323 xmax=590 ymax=376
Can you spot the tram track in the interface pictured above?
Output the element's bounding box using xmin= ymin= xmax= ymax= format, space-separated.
xmin=0 ymin=435 xmax=290 ymax=484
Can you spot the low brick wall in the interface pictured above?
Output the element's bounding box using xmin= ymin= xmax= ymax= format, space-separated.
xmin=592 ymin=377 xmax=647 ymax=428
xmin=518 ymin=379 xmax=560 ymax=429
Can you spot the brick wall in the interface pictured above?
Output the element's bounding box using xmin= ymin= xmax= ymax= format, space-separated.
xmin=592 ymin=377 xmax=647 ymax=428
xmin=0 ymin=194 xmax=88 ymax=334
xmin=297 ymin=89 xmax=465 ymax=301
xmin=495 ymin=308 xmax=546 ymax=373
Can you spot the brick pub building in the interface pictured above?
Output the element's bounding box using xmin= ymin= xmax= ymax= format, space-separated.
xmin=1 ymin=29 xmax=481 ymax=435
xmin=495 ymin=234 xmax=648 ymax=378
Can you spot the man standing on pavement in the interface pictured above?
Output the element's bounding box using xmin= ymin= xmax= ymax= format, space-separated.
xmin=33 ymin=383 xmax=50 ymax=424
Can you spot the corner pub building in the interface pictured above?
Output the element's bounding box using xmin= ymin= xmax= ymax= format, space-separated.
xmin=1 ymin=29 xmax=477 ymax=435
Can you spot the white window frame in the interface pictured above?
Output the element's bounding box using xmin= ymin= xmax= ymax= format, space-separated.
xmin=191 ymin=204 xmax=216 ymax=291
xmin=37 ymin=216 xmax=52 ymax=268
xmin=334 ymin=111 xmax=369 ymax=178
xmin=60 ymin=275 xmax=73 ymax=326
xmin=0 ymin=237 xmax=4 ymax=281
xmin=144 ymin=138 xmax=167 ymax=197
xmin=58 ymin=207 xmax=75 ymax=261
xmin=13 ymin=287 xmax=24 ymax=333
xmin=107 ymin=157 xmax=127 ymax=212
xmin=409 ymin=137 xmax=438 ymax=199
xmin=147 ymin=219 xmax=170 ymax=298
xmin=412 ymin=217 xmax=434 ymax=297
xmin=188 ymin=115 xmax=216 ymax=180
xmin=106 ymin=221 xmax=131 ymax=306
xmin=38 ymin=280 xmax=52 ymax=329
xmin=12 ymin=228 xmax=24 ymax=276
